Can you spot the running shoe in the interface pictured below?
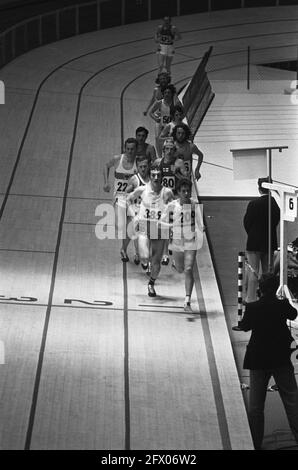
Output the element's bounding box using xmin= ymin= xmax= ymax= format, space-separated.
xmin=161 ymin=255 xmax=169 ymax=266
xmin=134 ymin=254 xmax=140 ymax=265
xmin=183 ymin=302 xmax=193 ymax=313
xmin=148 ymin=283 xmax=156 ymax=297
xmin=141 ymin=262 xmax=148 ymax=271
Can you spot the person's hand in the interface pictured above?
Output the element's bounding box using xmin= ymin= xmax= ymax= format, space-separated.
xmin=195 ymin=168 xmax=201 ymax=181
xmin=103 ymin=183 xmax=111 ymax=192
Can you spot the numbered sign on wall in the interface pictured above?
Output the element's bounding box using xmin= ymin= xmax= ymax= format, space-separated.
xmin=284 ymin=193 xmax=297 ymax=222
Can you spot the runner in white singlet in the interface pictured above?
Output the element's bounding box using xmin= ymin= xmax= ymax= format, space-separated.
xmin=103 ymin=137 xmax=137 ymax=262
xmin=126 ymin=155 xmax=150 ymax=266
xmin=149 ymin=85 xmax=182 ymax=157
xmin=162 ymin=178 xmax=204 ymax=312
xmin=159 ymin=104 xmax=184 ymax=143
xmin=127 ymin=161 xmax=173 ymax=297
xmin=154 ymin=16 xmax=181 ymax=74
xmin=143 ymin=72 xmax=171 ymax=117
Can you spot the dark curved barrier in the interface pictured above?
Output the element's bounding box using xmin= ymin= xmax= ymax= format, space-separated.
xmin=0 ymin=0 xmax=298 ymax=69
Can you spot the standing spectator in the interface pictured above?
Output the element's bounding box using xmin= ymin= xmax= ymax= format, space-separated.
xmin=239 ymin=273 xmax=298 ymax=450
xmin=243 ymin=177 xmax=280 ymax=303
xmin=154 ymin=16 xmax=181 ymax=74
xmin=273 ymin=237 xmax=298 ymax=300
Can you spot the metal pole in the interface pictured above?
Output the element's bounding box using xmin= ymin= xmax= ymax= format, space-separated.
xmin=237 ymin=251 xmax=245 ymax=320
xmin=232 ymin=251 xmax=245 ymax=331
xmin=268 ymin=149 xmax=272 ymax=272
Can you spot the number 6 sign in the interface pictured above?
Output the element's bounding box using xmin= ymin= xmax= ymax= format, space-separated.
xmin=284 ymin=193 xmax=297 ymax=222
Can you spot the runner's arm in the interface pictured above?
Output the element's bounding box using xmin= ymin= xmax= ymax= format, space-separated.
xmin=148 ymin=144 xmax=157 ymax=162
xmin=144 ymin=88 xmax=158 ymax=116
xmin=192 ymin=144 xmax=203 ymax=181
xmin=126 ymin=185 xmax=145 ymax=203
xmin=103 ymin=156 xmax=118 ymax=192
xmin=126 ymin=175 xmax=137 ymax=194
xmin=173 ymin=26 xmax=181 ymax=41
xmin=149 ymin=101 xmax=161 ymax=123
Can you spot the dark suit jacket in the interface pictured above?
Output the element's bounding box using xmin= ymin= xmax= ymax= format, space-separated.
xmin=243 ymin=195 xmax=280 ymax=252
xmin=239 ymin=295 xmax=297 ymax=370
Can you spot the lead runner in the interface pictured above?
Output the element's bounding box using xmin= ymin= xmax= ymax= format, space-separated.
xmin=127 ymin=161 xmax=174 ymax=297
xmin=154 ymin=16 xmax=181 ymax=74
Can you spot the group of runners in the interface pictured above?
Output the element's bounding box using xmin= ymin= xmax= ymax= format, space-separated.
xmin=102 ymin=17 xmax=204 ymax=312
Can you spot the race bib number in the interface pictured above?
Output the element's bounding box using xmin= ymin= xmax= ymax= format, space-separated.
xmin=162 ymin=176 xmax=175 ymax=189
xmin=183 ymin=161 xmax=191 ymax=174
xmin=180 ymin=209 xmax=196 ymax=226
xmin=145 ymin=208 xmax=162 ymax=220
xmin=115 ymin=180 xmax=128 ymax=193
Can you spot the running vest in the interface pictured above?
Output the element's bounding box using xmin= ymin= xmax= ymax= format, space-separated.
xmin=133 ymin=173 xmax=147 ymax=207
xmin=160 ymin=100 xmax=171 ymax=127
xmin=159 ymin=25 xmax=175 ymax=45
xmin=170 ymin=199 xmax=197 ymax=235
xmin=159 ymin=157 xmax=176 ymax=191
xmin=138 ymin=184 xmax=168 ymax=224
xmin=114 ymin=154 xmax=137 ymax=199
xmin=128 ymin=173 xmax=148 ymax=217
xmin=174 ymin=141 xmax=192 ymax=177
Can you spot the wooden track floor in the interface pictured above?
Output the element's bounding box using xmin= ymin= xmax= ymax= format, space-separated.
xmin=0 ymin=5 xmax=298 ymax=450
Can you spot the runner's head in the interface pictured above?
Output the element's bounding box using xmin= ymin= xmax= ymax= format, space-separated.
xmin=150 ymin=161 xmax=162 ymax=188
xmin=162 ymin=137 xmax=176 ymax=161
xmin=156 ymin=71 xmax=171 ymax=87
xmin=162 ymin=84 xmax=176 ymax=101
xmin=135 ymin=126 xmax=149 ymax=145
xmin=136 ymin=155 xmax=150 ymax=178
xmin=171 ymin=104 xmax=184 ymax=122
xmin=163 ymin=16 xmax=171 ymax=26
xmin=124 ymin=138 xmax=137 ymax=158
xmin=176 ymin=177 xmax=192 ymax=203
xmin=172 ymin=123 xmax=191 ymax=143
